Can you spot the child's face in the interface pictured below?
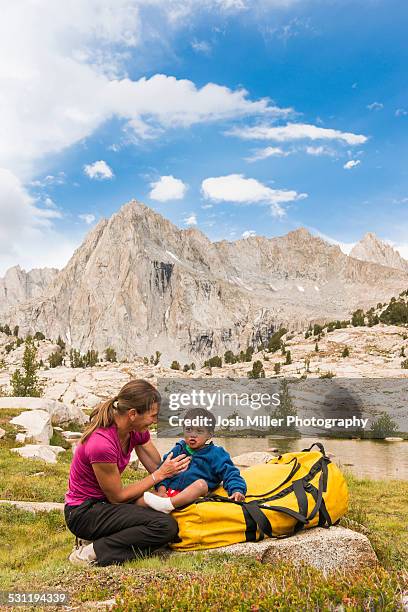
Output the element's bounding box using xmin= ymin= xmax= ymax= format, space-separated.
xmin=183 ymin=426 xmax=212 ymax=449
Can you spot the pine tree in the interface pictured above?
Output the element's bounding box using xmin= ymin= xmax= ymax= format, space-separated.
xmin=11 ymin=338 xmax=43 ymax=397
xmin=273 ymin=379 xmax=299 ymax=434
xmin=49 ymin=350 xmax=64 ymax=368
xmin=56 ymin=335 xmax=66 ymax=350
xmin=285 ymin=350 xmax=292 ymax=365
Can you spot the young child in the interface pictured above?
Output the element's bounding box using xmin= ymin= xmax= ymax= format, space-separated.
xmin=142 ymin=407 xmax=247 ymax=513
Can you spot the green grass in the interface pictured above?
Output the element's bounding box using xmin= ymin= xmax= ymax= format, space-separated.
xmin=342 ymin=473 xmax=408 ymax=569
xmin=0 ymin=410 xmax=407 ymax=610
xmin=0 ymin=511 xmax=405 ymax=611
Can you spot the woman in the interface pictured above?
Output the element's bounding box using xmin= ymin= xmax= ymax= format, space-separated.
xmin=64 ymin=379 xmax=190 ymax=567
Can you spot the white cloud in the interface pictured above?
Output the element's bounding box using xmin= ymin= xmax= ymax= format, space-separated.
xmin=305 ymin=145 xmax=336 ymax=156
xmin=367 ymin=102 xmax=384 ymax=111
xmin=395 ymin=108 xmax=408 ymax=117
xmin=44 ymin=197 xmax=58 ymax=209
xmin=201 ymin=203 xmax=213 ymax=209
xmin=79 ymin=213 xmax=96 ymax=224
xmin=184 ymin=213 xmax=197 ymax=226
xmin=0 ymin=168 xmax=78 ymax=274
xmin=343 ymin=159 xmax=361 ymax=170
xmin=228 ymin=123 xmax=368 ymax=145
xmin=242 ymin=230 xmax=257 ymax=238
xmin=0 ymin=1 xmax=293 ymax=182
xmin=201 ymin=173 xmax=307 ymax=217
xmin=30 ymin=172 xmax=66 ymax=188
xmin=83 ymin=160 xmax=114 ymax=180
xmin=149 ymin=175 xmax=188 ymax=201
xmin=245 ymin=146 xmax=289 ymax=162
xmin=191 ymin=40 xmax=212 ymax=54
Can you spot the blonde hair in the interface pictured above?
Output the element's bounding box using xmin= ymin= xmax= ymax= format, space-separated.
xmin=80 ymin=379 xmax=161 ymax=443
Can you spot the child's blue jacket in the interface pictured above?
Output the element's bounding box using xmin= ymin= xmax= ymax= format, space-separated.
xmin=156 ymin=440 xmax=247 ymax=496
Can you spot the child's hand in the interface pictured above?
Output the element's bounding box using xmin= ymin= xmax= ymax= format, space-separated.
xmin=229 ymin=492 xmax=245 ymax=502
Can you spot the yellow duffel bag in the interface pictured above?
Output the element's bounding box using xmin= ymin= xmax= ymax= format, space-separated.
xmin=170 ymin=442 xmax=349 ymax=551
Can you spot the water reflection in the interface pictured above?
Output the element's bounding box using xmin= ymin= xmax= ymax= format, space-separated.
xmin=154 ymin=436 xmax=408 ymax=480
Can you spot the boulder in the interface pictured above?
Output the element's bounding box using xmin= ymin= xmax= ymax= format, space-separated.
xmin=232 ymin=451 xmax=276 ymax=468
xmin=61 ymin=430 xmax=82 ymax=441
xmin=0 ymin=427 xmax=5 ymax=439
xmin=10 ymin=410 xmax=52 ymax=444
xmin=11 ymin=444 xmax=65 ymax=464
xmin=201 ymin=526 xmax=378 ymax=574
xmin=0 ymin=397 xmax=88 ymax=425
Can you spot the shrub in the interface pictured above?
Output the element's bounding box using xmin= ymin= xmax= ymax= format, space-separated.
xmin=370 ymin=412 xmax=400 ymax=438
xmin=342 ymin=347 xmax=350 ymax=358
xmin=285 ymin=350 xmax=292 ymax=365
xmin=105 ymin=347 xmax=117 ymax=362
xmin=149 ymin=351 xmax=161 ymax=366
xmin=274 ymin=362 xmax=281 ymax=374
xmin=2 ymin=324 xmax=11 ymax=336
xmin=267 ymin=328 xmax=287 ymax=353
xmin=352 ymin=309 xmax=365 ymax=327
xmin=319 ymin=371 xmax=336 ymax=379
xmin=313 ymin=324 xmax=323 ymax=336
xmin=401 ymin=359 xmax=408 ymax=369
xmin=13 ymin=325 xmax=19 ymax=337
xmin=247 ymin=360 xmax=265 ymax=379
xmin=380 ymin=300 xmax=408 ymax=325
xmin=34 ymin=331 xmax=45 ymax=341
xmin=224 ymin=350 xmax=237 ymax=364
xmin=204 ymin=356 xmax=222 ymax=368
xmin=170 ymin=360 xmax=180 ymax=370
xmin=315 ymin=342 xmax=319 ymax=353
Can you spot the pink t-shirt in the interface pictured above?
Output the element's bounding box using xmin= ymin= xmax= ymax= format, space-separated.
xmin=65 ymin=425 xmax=150 ymax=505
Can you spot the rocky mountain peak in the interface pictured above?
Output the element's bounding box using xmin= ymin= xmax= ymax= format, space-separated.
xmin=0 ymin=265 xmax=58 ymax=316
xmin=3 ymin=200 xmax=408 ymax=361
xmin=350 ymin=232 xmax=408 ymax=272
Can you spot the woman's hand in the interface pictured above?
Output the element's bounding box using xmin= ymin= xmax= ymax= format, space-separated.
xmin=155 ymin=452 xmax=190 ymax=480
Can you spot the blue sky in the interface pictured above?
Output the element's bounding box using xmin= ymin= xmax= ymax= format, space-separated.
xmin=1 ymin=0 xmax=408 ymax=273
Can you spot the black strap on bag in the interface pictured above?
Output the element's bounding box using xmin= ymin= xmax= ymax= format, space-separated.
xmin=304 ymin=457 xmax=329 ymax=523
xmin=301 ymin=442 xmax=326 ymax=455
xmin=292 ymin=478 xmax=309 ymax=532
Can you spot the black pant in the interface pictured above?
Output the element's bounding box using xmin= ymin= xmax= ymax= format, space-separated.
xmin=64 ymin=499 xmax=179 ymax=566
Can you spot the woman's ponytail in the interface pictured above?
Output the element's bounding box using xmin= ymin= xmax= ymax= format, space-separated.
xmin=80 ymin=380 xmax=161 ymax=444
xmin=80 ymin=397 xmax=116 ymax=443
